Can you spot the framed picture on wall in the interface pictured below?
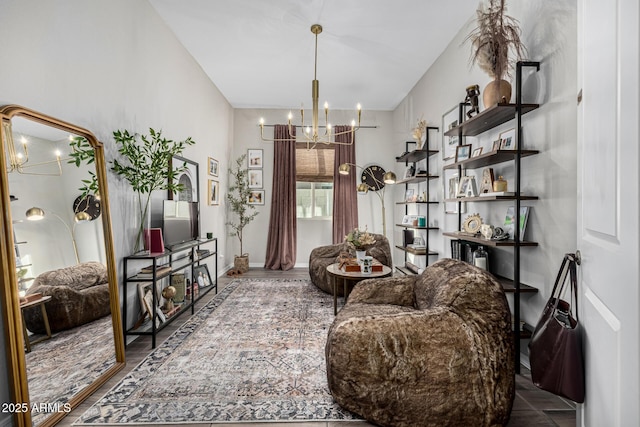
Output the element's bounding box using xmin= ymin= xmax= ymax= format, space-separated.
xmin=208 ymin=157 xmax=219 ymax=177
xmin=207 ymin=180 xmax=219 ymax=205
xmin=248 ymin=190 xmax=265 ymax=205
xmin=247 ymin=149 xmax=263 ymax=168
xmin=248 ymin=169 xmax=263 ymax=188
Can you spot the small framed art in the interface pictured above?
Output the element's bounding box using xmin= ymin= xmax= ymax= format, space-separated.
xmin=472 ymin=147 xmax=483 ymax=157
xmin=207 ymin=179 xmax=219 ymax=205
xmin=499 ymin=128 xmax=516 ymax=150
xmin=248 ymin=169 xmax=263 ymax=188
xmin=442 ymin=105 xmax=460 ymax=161
xmin=248 ymin=190 xmax=265 ymax=205
xmin=455 ymin=144 xmax=472 ymax=163
xmin=405 ymin=189 xmax=415 ymax=202
xmin=193 ymin=264 xmax=213 ymax=288
xmin=247 ymin=149 xmax=263 ymax=168
xmin=208 ymin=157 xmax=219 ymax=177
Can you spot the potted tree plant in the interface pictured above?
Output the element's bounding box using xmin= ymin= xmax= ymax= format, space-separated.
xmin=110 ymin=128 xmax=195 ymax=252
xmin=466 ymin=0 xmax=527 ymax=108
xmin=226 ymin=154 xmax=258 ymax=273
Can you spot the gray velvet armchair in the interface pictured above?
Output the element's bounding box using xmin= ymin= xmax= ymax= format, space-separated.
xmin=325 ymin=258 xmax=515 ymax=427
xmin=308 ymin=233 xmax=392 ymax=296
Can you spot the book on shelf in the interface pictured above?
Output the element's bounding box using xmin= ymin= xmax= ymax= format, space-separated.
xmin=480 ymin=191 xmax=515 ymax=197
xmin=503 ymin=206 xmax=531 ymax=239
xmin=136 ymin=265 xmax=172 ymax=279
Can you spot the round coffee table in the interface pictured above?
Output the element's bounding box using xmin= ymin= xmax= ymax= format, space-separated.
xmin=326 ymin=262 xmax=392 ymax=315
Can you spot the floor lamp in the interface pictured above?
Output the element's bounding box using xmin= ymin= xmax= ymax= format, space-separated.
xmin=338 ymin=163 xmax=396 ymax=237
xmin=25 ymin=207 xmax=91 ymax=265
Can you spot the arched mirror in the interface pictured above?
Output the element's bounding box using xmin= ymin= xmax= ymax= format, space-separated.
xmin=0 ymin=105 xmax=125 ymax=427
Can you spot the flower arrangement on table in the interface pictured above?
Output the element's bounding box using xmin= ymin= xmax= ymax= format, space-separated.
xmin=344 ymin=227 xmax=376 ymax=251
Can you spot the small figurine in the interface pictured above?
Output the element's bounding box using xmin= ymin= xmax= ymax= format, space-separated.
xmin=465 ymin=84 xmax=480 ymax=119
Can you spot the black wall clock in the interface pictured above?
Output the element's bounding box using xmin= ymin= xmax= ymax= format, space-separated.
xmin=73 ymin=194 xmax=101 ymax=221
xmin=361 ymin=164 xmax=386 ymax=191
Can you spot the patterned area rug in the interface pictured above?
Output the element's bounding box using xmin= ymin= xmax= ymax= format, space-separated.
xmin=74 ymin=279 xmax=359 ymax=425
xmin=27 ymin=315 xmax=115 ymax=426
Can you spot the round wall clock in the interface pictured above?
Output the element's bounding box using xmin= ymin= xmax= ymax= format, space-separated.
xmin=361 ymin=164 xmax=386 ymax=191
xmin=73 ymin=194 xmax=101 ymax=221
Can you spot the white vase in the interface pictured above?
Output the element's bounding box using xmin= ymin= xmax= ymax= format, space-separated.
xmin=356 ymin=250 xmax=366 ymax=263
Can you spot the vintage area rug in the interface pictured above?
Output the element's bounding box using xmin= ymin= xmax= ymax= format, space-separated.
xmin=74 ymin=278 xmax=359 ymax=424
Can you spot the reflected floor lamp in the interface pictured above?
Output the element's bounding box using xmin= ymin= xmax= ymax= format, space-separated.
xmin=25 ymin=207 xmax=91 ymax=265
xmin=338 ymin=163 xmax=396 ymax=237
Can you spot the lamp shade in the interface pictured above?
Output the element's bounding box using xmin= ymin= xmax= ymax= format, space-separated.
xmin=357 ymin=183 xmax=369 ymax=194
xmin=25 ymin=207 xmax=45 ymax=221
xmin=383 ymin=171 xmax=397 ymax=184
xmin=338 ymin=163 xmax=350 ymax=175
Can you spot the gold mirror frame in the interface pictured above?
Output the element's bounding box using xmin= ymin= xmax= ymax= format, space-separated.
xmin=0 ymin=105 xmax=125 ymax=427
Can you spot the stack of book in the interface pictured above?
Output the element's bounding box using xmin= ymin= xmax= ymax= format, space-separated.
xmin=136 ymin=265 xmax=172 ymax=279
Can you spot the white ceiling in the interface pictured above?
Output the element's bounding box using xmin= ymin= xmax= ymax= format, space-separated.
xmin=149 ymin=0 xmax=478 ymax=111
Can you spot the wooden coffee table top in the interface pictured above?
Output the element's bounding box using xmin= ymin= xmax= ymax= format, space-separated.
xmin=326 ymin=262 xmax=392 ymax=279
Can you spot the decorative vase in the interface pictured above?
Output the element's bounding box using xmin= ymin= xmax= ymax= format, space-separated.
xmin=355 ymin=250 xmax=366 ymax=264
xmin=483 ymin=79 xmax=512 ymax=108
xmin=234 ymin=254 xmax=249 ymax=273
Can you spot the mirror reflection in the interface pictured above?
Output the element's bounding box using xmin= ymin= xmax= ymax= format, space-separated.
xmin=7 ymin=116 xmax=117 ymax=426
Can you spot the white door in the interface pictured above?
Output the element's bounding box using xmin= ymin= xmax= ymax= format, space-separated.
xmin=577 ymin=0 xmax=639 ymax=426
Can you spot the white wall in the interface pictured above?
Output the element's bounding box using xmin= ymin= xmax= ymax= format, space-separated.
xmin=232 ymin=108 xmax=395 ymax=268
xmin=393 ymin=0 xmax=578 ymax=359
xmin=0 ymin=0 xmax=233 ymax=418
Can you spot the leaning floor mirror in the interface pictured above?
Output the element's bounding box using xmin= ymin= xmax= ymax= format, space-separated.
xmin=0 ymin=105 xmax=125 ymax=427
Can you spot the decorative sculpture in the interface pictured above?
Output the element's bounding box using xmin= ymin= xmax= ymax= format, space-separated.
xmin=465 ymin=84 xmax=481 ymax=118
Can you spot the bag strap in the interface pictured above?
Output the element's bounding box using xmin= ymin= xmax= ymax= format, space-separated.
xmin=567 ymin=252 xmax=579 ymax=321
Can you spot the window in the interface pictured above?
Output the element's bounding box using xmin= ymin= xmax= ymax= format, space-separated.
xmin=295 ymin=143 xmax=334 ymax=219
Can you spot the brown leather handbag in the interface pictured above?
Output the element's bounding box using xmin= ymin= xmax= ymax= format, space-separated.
xmin=528 ymin=253 xmax=585 ymax=403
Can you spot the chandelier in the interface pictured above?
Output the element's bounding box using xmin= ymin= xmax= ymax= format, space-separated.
xmin=3 ymin=121 xmax=63 ymax=175
xmin=259 ymin=24 xmax=361 ymax=148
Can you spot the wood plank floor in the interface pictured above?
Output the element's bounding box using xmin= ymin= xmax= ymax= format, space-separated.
xmin=57 ymin=268 xmax=576 ymax=427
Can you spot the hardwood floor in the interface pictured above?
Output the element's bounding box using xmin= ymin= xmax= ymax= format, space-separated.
xmin=57 ymin=268 xmax=576 ymax=427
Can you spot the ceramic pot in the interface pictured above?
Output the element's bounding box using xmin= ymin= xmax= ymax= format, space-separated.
xmin=483 ymin=79 xmax=512 ymax=108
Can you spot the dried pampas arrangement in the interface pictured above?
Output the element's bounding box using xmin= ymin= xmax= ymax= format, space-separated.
xmin=466 ymin=0 xmax=527 ymax=81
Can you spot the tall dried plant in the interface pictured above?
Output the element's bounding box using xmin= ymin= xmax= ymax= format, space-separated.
xmin=466 ymin=0 xmax=527 ymax=81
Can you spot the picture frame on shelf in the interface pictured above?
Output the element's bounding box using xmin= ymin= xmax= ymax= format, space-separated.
xmin=455 ymin=144 xmax=472 ymax=163
xmin=247 ymin=149 xmax=263 ymax=168
xmin=457 ymin=176 xmax=478 ymax=198
xmin=492 ymin=140 xmax=502 ymax=151
xmin=207 ymin=179 xmax=219 ymax=205
xmin=404 ymin=188 xmax=415 ymax=202
xmin=193 ymin=264 xmax=213 ymax=288
xmin=248 ymin=190 xmax=265 ymax=205
xmin=448 ymin=176 xmax=459 ymax=199
xmin=169 ymin=155 xmax=199 ymax=203
xmin=442 ymin=105 xmax=460 ymax=160
xmin=404 ymin=165 xmax=415 ymax=179
xmin=248 ymin=169 xmax=263 ymax=188
xmin=208 ymin=157 xmax=219 ymax=177
xmin=472 ymin=147 xmax=483 ymax=157
xmin=402 ymin=214 xmax=418 ymax=225
xmin=499 ymin=128 xmax=516 ymax=150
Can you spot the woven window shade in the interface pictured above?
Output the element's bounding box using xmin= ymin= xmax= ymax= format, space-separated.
xmin=295 ymin=143 xmax=334 ymax=182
